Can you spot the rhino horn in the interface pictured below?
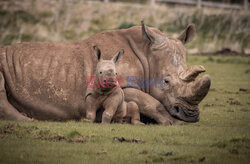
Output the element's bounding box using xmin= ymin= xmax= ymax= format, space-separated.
xmin=141 ymin=20 xmax=165 ymax=45
xmin=185 ymin=74 xmax=211 ymax=105
xmin=180 ymin=65 xmax=205 ymax=82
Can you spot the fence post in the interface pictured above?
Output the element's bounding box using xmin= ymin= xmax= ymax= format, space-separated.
xmin=149 ymin=0 xmax=155 ymax=6
xmin=197 ymin=0 xmax=202 ymax=8
xmin=104 ymin=0 xmax=109 ymax=3
xmin=244 ymin=0 xmax=248 ymax=10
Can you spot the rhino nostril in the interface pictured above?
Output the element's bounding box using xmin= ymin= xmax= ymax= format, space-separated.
xmin=174 ymin=106 xmax=179 ymax=113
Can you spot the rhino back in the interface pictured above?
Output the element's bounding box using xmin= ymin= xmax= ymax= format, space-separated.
xmin=0 ymin=42 xmax=94 ymax=120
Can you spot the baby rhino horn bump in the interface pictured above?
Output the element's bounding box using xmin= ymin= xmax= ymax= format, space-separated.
xmin=180 ymin=65 xmax=205 ymax=82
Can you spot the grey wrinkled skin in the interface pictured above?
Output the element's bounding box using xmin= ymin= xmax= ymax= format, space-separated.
xmin=0 ymin=22 xmax=210 ymax=124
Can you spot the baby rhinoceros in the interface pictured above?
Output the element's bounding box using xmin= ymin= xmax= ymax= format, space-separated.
xmin=85 ymin=46 xmax=143 ymax=125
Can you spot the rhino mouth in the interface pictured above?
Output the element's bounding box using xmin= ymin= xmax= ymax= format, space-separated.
xmin=99 ymin=79 xmax=117 ymax=89
xmin=167 ymin=104 xmax=200 ymax=122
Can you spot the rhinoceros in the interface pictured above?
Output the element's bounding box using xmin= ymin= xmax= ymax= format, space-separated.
xmin=0 ymin=21 xmax=211 ymax=124
xmin=85 ymin=46 xmax=143 ymax=125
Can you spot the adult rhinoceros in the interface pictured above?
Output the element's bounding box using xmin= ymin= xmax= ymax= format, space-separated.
xmin=0 ymin=22 xmax=211 ymax=124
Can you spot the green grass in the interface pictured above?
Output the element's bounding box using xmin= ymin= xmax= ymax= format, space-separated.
xmin=0 ymin=56 xmax=250 ymax=164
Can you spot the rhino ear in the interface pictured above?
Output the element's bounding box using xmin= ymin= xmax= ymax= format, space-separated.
xmin=112 ymin=49 xmax=124 ymax=63
xmin=93 ymin=46 xmax=101 ymax=61
xmin=178 ymin=24 xmax=196 ymax=44
xmin=141 ymin=20 xmax=152 ymax=42
xmin=141 ymin=20 xmax=164 ymax=45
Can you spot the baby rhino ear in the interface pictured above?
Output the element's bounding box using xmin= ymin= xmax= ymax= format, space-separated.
xmin=93 ymin=46 xmax=101 ymax=61
xmin=112 ymin=49 xmax=124 ymax=63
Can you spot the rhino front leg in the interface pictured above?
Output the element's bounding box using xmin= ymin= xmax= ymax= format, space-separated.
xmin=123 ymin=88 xmax=181 ymax=125
xmin=85 ymin=96 xmax=100 ymax=122
xmin=0 ymin=72 xmax=32 ymax=121
xmin=102 ymin=95 xmax=122 ymax=124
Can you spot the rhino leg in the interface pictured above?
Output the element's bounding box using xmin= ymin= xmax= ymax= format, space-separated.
xmin=102 ymin=93 xmax=122 ymax=124
xmin=123 ymin=88 xmax=181 ymax=125
xmin=0 ymin=72 xmax=32 ymax=120
xmin=127 ymin=101 xmax=144 ymax=125
xmin=111 ymin=101 xmax=126 ymax=123
xmin=85 ymin=96 xmax=100 ymax=122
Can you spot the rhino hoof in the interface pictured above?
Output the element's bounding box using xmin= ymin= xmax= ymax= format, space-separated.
xmin=132 ymin=120 xmax=145 ymax=125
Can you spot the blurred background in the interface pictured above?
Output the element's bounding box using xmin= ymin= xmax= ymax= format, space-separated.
xmin=0 ymin=0 xmax=249 ymax=55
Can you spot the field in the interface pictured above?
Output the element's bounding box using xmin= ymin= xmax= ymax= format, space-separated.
xmin=0 ymin=0 xmax=249 ymax=53
xmin=0 ymin=56 xmax=250 ymax=164
xmin=1 ymin=0 xmax=250 ymax=163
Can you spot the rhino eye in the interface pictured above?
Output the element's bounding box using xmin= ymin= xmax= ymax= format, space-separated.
xmin=115 ymin=73 xmax=117 ymax=75
xmin=100 ymin=72 xmax=102 ymax=74
xmin=164 ymin=80 xmax=169 ymax=84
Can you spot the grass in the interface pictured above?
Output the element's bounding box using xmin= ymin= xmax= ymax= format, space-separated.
xmin=0 ymin=56 xmax=250 ymax=164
